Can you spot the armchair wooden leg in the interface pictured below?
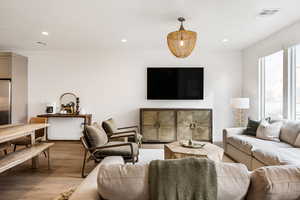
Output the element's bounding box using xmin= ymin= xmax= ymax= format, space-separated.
xmin=13 ymin=145 xmax=17 ymax=152
xmin=81 ymin=150 xmax=88 ymax=178
xmin=136 ymin=155 xmax=139 ymax=163
xmin=132 ymin=155 xmax=138 ymax=164
xmin=4 ymin=149 xmax=7 ymax=155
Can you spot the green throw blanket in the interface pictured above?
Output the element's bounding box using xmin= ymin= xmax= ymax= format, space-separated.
xmin=149 ymin=157 xmax=217 ymax=200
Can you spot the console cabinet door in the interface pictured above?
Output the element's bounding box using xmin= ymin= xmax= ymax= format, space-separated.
xmin=194 ymin=110 xmax=211 ymax=127
xmin=141 ymin=109 xmax=212 ymax=143
xmin=141 ymin=110 xmax=176 ymax=142
xmin=192 ymin=127 xmax=211 ymax=141
xmin=192 ymin=110 xmax=212 ymax=141
xmin=142 ymin=111 xmax=158 ymax=141
xmin=177 ymin=110 xmax=212 ymax=142
xmin=158 ymin=111 xmax=176 ymax=142
xmin=177 ymin=111 xmax=193 ymax=140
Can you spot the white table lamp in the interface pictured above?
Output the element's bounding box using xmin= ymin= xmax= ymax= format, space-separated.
xmin=231 ymin=98 xmax=250 ymax=127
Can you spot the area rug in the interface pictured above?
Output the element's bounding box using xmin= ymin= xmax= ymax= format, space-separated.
xmin=53 ymin=187 xmax=76 ymax=200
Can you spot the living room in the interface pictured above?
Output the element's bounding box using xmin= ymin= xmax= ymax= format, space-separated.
xmin=0 ymin=0 xmax=300 ymax=200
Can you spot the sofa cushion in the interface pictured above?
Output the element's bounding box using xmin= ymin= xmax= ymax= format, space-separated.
xmin=280 ymin=120 xmax=300 ymax=145
xmin=97 ymin=161 xmax=250 ymax=200
xmin=97 ymin=163 xmax=149 ymax=200
xmin=94 ymin=142 xmax=139 ymax=158
xmin=247 ymin=165 xmax=300 ymax=200
xmin=256 ymin=120 xmax=282 ymax=141
xmin=227 ymin=135 xmax=292 ymax=155
xmin=252 ymin=147 xmax=300 ymax=166
xmin=69 ymin=156 xmax=124 ymax=200
xmin=215 ymin=162 xmax=250 ymax=200
xmin=84 ymin=125 xmax=108 ymax=148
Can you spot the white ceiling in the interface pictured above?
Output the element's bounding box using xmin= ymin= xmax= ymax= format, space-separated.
xmin=0 ymin=0 xmax=300 ymax=51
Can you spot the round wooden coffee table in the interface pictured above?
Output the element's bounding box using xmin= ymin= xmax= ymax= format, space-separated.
xmin=164 ymin=141 xmax=224 ymax=162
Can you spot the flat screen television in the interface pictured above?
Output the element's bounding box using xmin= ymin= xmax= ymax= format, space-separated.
xmin=147 ymin=67 xmax=204 ymax=100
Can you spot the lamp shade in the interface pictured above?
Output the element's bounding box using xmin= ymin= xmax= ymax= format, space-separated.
xmin=231 ymin=98 xmax=250 ymax=109
xmin=167 ymin=30 xmax=197 ymax=58
xmin=167 ymin=17 xmax=197 ymax=58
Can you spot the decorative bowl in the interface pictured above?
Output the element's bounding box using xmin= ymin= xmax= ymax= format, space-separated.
xmin=179 ymin=140 xmax=206 ymax=149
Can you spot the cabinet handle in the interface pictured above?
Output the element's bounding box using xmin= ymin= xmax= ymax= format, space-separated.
xmin=155 ymin=122 xmax=160 ymax=128
xmin=190 ymin=123 xmax=196 ymax=129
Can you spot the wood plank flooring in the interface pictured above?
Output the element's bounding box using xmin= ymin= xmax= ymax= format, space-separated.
xmin=0 ymin=141 xmax=94 ymax=200
xmin=0 ymin=141 xmax=233 ymax=200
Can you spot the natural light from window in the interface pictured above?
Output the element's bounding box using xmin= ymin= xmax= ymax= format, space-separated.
xmin=264 ymin=50 xmax=283 ymax=119
xmin=295 ymin=45 xmax=300 ymax=120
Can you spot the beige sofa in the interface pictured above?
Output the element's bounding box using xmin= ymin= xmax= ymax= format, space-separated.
xmin=70 ymin=156 xmax=300 ymax=200
xmin=223 ymin=120 xmax=300 ymax=170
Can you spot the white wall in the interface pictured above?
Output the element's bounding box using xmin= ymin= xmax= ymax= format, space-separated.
xmin=19 ymin=48 xmax=242 ymax=142
xmin=243 ymin=20 xmax=300 ymax=120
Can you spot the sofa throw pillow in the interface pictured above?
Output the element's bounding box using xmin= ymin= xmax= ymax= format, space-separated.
xmin=279 ymin=120 xmax=300 ymax=145
xmin=256 ymin=120 xmax=282 ymax=141
xmin=294 ymin=134 xmax=300 ymax=147
xmin=243 ymin=118 xmax=270 ymax=136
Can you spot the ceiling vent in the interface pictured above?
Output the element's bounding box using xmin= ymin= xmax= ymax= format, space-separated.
xmin=259 ymin=9 xmax=280 ymax=17
xmin=36 ymin=41 xmax=47 ymax=46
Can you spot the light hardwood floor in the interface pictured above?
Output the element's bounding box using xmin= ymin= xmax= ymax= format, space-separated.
xmin=0 ymin=141 xmax=94 ymax=200
xmin=0 ymin=141 xmax=233 ymax=200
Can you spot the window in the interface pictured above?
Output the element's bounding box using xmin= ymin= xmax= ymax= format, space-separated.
xmin=259 ymin=50 xmax=284 ymax=119
xmin=288 ymin=44 xmax=300 ymax=120
xmin=295 ymin=46 xmax=300 ymax=119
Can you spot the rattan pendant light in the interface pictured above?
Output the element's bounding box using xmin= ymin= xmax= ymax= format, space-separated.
xmin=167 ymin=17 xmax=197 ymax=58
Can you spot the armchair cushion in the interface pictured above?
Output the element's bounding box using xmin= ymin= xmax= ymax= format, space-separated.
xmin=84 ymin=125 xmax=108 ymax=148
xmin=110 ymin=132 xmax=136 ymax=139
xmin=102 ymin=118 xmax=118 ymax=136
xmin=94 ymin=142 xmax=138 ymax=158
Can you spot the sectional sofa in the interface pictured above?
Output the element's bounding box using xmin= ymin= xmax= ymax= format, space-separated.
xmin=223 ymin=120 xmax=300 ymax=170
xmin=69 ymin=156 xmax=300 ymax=200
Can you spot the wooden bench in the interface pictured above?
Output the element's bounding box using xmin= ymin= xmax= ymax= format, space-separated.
xmin=0 ymin=142 xmax=54 ymax=173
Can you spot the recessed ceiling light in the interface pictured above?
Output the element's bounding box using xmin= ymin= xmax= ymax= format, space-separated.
xmin=222 ymin=38 xmax=229 ymax=43
xmin=121 ymin=38 xmax=127 ymax=43
xmin=41 ymin=31 xmax=49 ymax=36
xmin=258 ymin=9 xmax=280 ymax=17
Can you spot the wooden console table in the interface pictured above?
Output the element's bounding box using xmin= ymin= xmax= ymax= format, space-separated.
xmin=37 ymin=114 xmax=92 ymax=125
xmin=0 ymin=124 xmax=53 ymax=173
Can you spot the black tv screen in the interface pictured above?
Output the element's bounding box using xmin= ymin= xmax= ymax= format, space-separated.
xmin=147 ymin=68 xmax=204 ymax=100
